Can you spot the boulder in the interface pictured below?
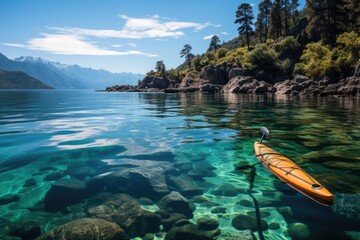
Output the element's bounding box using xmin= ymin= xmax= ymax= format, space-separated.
xmin=9 ymin=221 xmax=41 ymax=240
xmin=228 ymin=67 xmax=246 ymax=80
xmin=287 ymin=222 xmax=310 ymax=240
xmin=44 ymin=179 xmax=86 ymax=212
xmin=199 ymin=84 xmax=223 ymax=93
xmin=35 ymin=218 xmax=128 ymax=240
xmin=168 ymin=174 xmax=203 ymax=196
xmin=87 ymin=194 xmax=161 ymax=238
xmin=158 ymin=191 xmax=196 ymax=218
xmin=87 ymin=160 xmax=173 ymax=200
xmin=222 ymin=76 xmax=270 ymax=94
xmin=138 ymin=76 xmax=170 ymax=89
xmin=164 ymin=223 xmax=220 ymax=240
xmin=196 ymin=217 xmax=219 ymax=231
xmin=200 ymin=62 xmax=230 ymax=85
xmin=0 ymin=194 xmax=20 ymax=205
xmin=231 ymin=214 xmax=268 ymax=231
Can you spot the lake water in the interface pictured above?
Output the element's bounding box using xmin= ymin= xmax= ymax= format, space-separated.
xmin=0 ymin=90 xmax=359 ymax=239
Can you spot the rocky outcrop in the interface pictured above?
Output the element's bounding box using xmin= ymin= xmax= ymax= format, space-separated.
xmin=322 ymin=76 xmax=360 ymax=96
xmin=222 ymin=76 xmax=271 ymax=94
xmin=138 ymin=75 xmax=170 ymax=89
xmin=200 ymin=62 xmax=231 ymax=85
xmin=274 ymin=75 xmax=317 ymax=95
xmin=273 ymin=75 xmax=360 ymax=96
xmin=36 ymin=218 xmax=128 ymax=240
xmin=228 ymin=67 xmax=246 ymax=80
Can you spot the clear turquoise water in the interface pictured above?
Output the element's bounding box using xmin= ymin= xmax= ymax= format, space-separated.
xmin=0 ymin=90 xmax=359 ymax=239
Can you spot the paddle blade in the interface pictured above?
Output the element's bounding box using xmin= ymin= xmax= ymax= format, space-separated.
xmin=259 ymin=127 xmax=269 ymax=143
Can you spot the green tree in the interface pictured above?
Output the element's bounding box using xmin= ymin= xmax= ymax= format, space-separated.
xmin=270 ymin=0 xmax=282 ymax=39
xmin=180 ymin=44 xmax=193 ymax=69
xmin=305 ymin=0 xmax=348 ymax=46
xmin=281 ymin=0 xmax=291 ymax=35
xmin=235 ymin=3 xmax=254 ymax=50
xmin=259 ymin=0 xmax=272 ymax=41
xmin=155 ymin=60 xmax=166 ymax=76
xmin=290 ymin=0 xmax=300 ymax=26
xmin=208 ymin=35 xmax=221 ymax=51
xmin=255 ymin=11 xmax=265 ymax=43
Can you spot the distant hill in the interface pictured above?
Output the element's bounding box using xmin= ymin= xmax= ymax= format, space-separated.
xmin=14 ymin=55 xmax=144 ymax=89
xmin=0 ymin=53 xmax=144 ymax=89
xmin=0 ymin=69 xmax=52 ymax=89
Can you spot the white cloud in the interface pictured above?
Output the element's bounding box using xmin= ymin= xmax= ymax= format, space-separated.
xmin=6 ymin=33 xmax=154 ymax=56
xmin=250 ymin=3 xmax=255 ymax=7
xmin=203 ymin=34 xmax=216 ymax=40
xmin=203 ymin=31 xmax=228 ymax=40
xmin=2 ymin=43 xmax=26 ymax=47
xmin=2 ymin=14 xmax=220 ymax=56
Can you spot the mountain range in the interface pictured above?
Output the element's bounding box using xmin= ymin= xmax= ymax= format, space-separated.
xmin=0 ymin=53 xmax=144 ymax=89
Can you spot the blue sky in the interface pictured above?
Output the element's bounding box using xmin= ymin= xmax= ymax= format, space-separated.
xmin=0 ymin=0 xmax=304 ymax=74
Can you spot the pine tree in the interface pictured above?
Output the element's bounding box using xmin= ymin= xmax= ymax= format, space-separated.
xmin=208 ymin=35 xmax=221 ymax=51
xmin=260 ymin=0 xmax=273 ymax=40
xmin=305 ymin=0 xmax=348 ymax=46
xmin=290 ymin=0 xmax=300 ymax=27
xmin=255 ymin=11 xmax=265 ymax=43
xmin=270 ymin=0 xmax=282 ymax=39
xmin=281 ymin=0 xmax=291 ymax=35
xmin=180 ymin=44 xmax=193 ymax=68
xmin=235 ymin=3 xmax=254 ymax=50
xmin=155 ymin=60 xmax=166 ymax=76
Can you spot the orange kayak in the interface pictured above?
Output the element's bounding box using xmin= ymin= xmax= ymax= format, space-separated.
xmin=254 ymin=141 xmax=334 ymax=206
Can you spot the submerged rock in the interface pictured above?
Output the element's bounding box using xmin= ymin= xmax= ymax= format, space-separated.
xmin=9 ymin=220 xmax=41 ymax=240
xmin=287 ymin=222 xmax=310 ymax=240
xmin=158 ymin=191 xmax=196 ymax=218
xmin=23 ymin=178 xmax=37 ymax=188
xmin=35 ymin=218 xmax=128 ymax=240
xmin=87 ymin=160 xmax=174 ymax=200
xmin=196 ymin=217 xmax=219 ymax=231
xmin=231 ymin=214 xmax=268 ymax=231
xmin=87 ymin=194 xmax=161 ymax=238
xmin=164 ymin=222 xmax=220 ymax=240
xmin=44 ymin=179 xmax=86 ymax=212
xmin=0 ymin=194 xmax=20 ymax=205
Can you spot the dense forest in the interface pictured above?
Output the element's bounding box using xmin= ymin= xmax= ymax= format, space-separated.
xmin=148 ymin=0 xmax=360 ymax=84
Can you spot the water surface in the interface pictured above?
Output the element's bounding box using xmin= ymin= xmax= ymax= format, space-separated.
xmin=0 ymin=90 xmax=359 ymax=239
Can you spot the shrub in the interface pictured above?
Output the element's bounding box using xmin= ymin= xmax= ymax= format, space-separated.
xmin=243 ymin=44 xmax=281 ymax=83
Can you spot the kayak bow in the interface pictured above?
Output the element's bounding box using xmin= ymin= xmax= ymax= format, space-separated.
xmin=254 ymin=141 xmax=334 ymax=206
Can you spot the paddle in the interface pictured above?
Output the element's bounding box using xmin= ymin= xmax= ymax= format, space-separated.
xmin=259 ymin=127 xmax=269 ymax=143
xmin=235 ymin=127 xmax=269 ymax=171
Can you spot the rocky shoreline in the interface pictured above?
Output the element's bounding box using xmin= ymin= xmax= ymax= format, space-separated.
xmin=105 ymin=63 xmax=360 ymax=97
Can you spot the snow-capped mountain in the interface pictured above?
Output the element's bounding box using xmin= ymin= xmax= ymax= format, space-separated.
xmin=12 ymin=55 xmax=143 ymax=89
